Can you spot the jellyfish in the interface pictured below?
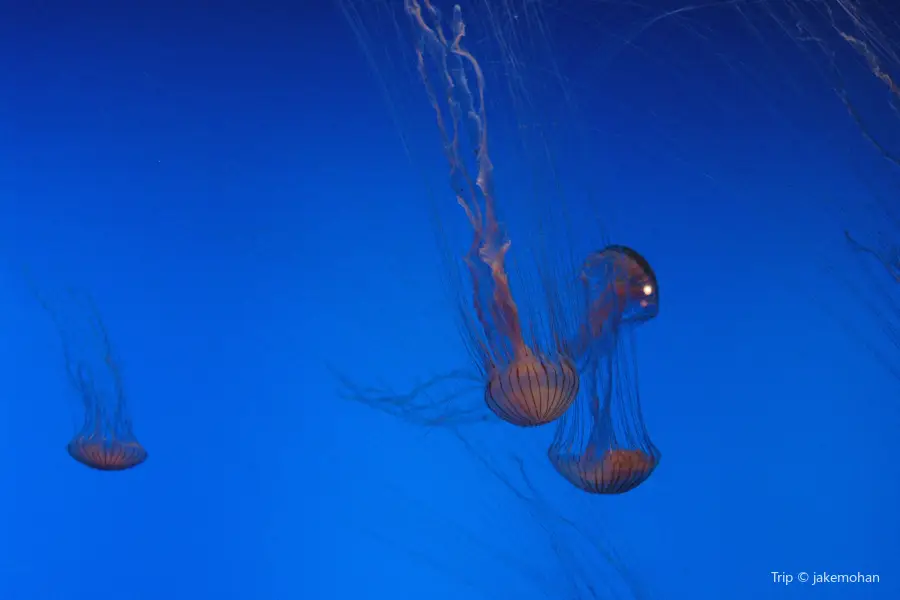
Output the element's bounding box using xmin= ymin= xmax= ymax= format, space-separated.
xmin=549 ymin=246 xmax=660 ymax=495
xmin=36 ymin=287 xmax=147 ymax=471
xmin=572 ymin=244 xmax=659 ymax=367
xmin=340 ymin=0 xmax=580 ymax=428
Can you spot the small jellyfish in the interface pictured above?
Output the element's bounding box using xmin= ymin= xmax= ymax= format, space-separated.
xmin=36 ymin=287 xmax=147 ymax=471
xmin=66 ymin=354 xmax=148 ymax=471
xmin=549 ymin=246 xmax=660 ymax=495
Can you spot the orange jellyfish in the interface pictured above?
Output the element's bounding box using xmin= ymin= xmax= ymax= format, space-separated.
xmin=575 ymin=244 xmax=659 ymax=356
xmin=402 ymin=0 xmax=579 ymax=427
xmin=37 ymin=288 xmax=147 ymax=471
xmin=549 ymin=246 xmax=660 ymax=494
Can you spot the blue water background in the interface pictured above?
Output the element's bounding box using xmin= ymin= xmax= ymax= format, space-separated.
xmin=1 ymin=1 xmax=897 ymax=598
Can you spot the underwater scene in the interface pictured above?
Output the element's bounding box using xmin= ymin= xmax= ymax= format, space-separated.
xmin=2 ymin=0 xmax=899 ymax=598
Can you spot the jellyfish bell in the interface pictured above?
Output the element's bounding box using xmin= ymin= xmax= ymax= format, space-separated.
xmin=485 ymin=350 xmax=578 ymax=427
xmin=582 ymin=245 xmax=659 ymax=335
xmin=571 ymin=244 xmax=659 ymax=370
xmin=68 ymin=434 xmax=147 ymax=472
xmin=550 ymin=443 xmax=659 ymax=496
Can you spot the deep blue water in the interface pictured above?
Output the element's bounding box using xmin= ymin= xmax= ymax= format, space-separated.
xmin=2 ymin=1 xmax=898 ymax=598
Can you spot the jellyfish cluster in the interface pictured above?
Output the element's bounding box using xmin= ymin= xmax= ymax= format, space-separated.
xmin=341 ymin=0 xmax=662 ymax=496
